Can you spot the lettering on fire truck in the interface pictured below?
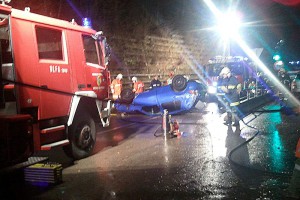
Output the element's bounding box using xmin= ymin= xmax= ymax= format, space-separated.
xmin=49 ymin=65 xmax=68 ymax=73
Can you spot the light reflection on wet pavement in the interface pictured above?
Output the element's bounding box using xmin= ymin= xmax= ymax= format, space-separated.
xmin=1 ymin=102 xmax=300 ymax=199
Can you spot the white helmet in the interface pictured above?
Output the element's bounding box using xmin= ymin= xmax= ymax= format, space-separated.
xmin=132 ymin=76 xmax=137 ymax=82
xmin=219 ymin=67 xmax=230 ymax=76
xmin=116 ymin=73 xmax=123 ymax=79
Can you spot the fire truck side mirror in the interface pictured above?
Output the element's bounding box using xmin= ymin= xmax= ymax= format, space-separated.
xmin=91 ymin=31 xmax=103 ymax=40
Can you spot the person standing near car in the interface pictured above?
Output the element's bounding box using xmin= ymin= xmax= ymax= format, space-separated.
xmin=132 ymin=76 xmax=144 ymax=95
xmin=166 ymin=71 xmax=174 ymax=85
xmin=278 ymin=67 xmax=291 ymax=90
xmin=219 ymin=66 xmax=242 ymax=126
xmin=111 ymin=73 xmax=123 ymax=100
xmin=150 ymin=75 xmax=162 ymax=89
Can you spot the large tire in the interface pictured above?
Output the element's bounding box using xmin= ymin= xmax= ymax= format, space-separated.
xmin=120 ymin=88 xmax=135 ymax=104
xmin=64 ymin=111 xmax=96 ymax=160
xmin=171 ymin=75 xmax=187 ymax=92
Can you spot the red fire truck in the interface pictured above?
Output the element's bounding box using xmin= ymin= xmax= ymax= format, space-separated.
xmin=0 ymin=2 xmax=112 ymax=169
xmin=205 ymin=56 xmax=255 ymax=97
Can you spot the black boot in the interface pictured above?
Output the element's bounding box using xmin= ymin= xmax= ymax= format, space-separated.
xmin=232 ymin=115 xmax=240 ymax=127
xmin=224 ymin=112 xmax=232 ymax=125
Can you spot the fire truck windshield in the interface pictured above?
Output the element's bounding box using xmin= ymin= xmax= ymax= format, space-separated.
xmin=206 ymin=62 xmax=245 ymax=77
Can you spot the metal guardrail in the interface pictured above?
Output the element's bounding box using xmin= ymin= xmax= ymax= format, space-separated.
xmin=240 ymin=88 xmax=269 ymax=103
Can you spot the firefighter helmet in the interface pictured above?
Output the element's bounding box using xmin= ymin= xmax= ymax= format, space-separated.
xmin=132 ymin=76 xmax=137 ymax=82
xmin=116 ymin=73 xmax=123 ymax=79
xmin=219 ymin=67 xmax=231 ymax=76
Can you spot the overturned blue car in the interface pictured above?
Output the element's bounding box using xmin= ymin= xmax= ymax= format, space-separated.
xmin=114 ymin=75 xmax=207 ymax=116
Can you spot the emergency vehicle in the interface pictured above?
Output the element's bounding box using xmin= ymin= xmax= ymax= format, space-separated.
xmin=0 ymin=2 xmax=112 ymax=169
xmin=205 ymin=55 xmax=255 ymax=96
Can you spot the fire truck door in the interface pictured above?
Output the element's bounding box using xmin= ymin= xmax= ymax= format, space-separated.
xmin=36 ymin=27 xmax=72 ymax=119
xmin=82 ymin=35 xmax=107 ymax=99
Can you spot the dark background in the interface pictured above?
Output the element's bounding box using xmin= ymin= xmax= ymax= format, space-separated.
xmin=8 ymin=0 xmax=300 ymax=65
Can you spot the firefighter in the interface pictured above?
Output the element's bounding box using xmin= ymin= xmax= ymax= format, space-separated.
xmin=278 ymin=67 xmax=291 ymax=90
xmin=132 ymin=76 xmax=144 ymax=94
xmin=219 ymin=66 xmax=242 ymax=126
xmin=111 ymin=73 xmax=123 ymax=100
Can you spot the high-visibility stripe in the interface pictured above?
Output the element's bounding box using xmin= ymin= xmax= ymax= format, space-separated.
xmin=227 ymin=85 xmax=237 ymax=89
xmin=230 ymin=102 xmax=240 ymax=106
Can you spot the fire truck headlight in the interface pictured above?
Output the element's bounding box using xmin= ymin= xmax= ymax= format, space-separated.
xmin=208 ymin=86 xmax=217 ymax=94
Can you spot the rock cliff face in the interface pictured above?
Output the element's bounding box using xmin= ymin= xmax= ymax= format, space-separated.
xmin=108 ymin=33 xmax=216 ymax=88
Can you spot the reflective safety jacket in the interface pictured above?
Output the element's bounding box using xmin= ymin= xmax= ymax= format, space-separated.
xmin=111 ymin=79 xmax=122 ymax=96
xmin=133 ymin=81 xmax=144 ymax=94
xmin=221 ymin=76 xmax=241 ymax=107
xmin=150 ymin=79 xmax=162 ymax=89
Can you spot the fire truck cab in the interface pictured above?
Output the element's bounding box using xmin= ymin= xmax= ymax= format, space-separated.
xmin=0 ymin=2 xmax=112 ymax=168
xmin=205 ymin=56 xmax=254 ymax=94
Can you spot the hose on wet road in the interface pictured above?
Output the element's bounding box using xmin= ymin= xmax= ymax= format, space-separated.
xmin=228 ymin=107 xmax=293 ymax=177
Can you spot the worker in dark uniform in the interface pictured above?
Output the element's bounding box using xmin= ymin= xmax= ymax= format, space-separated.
xmin=219 ymin=67 xmax=242 ymax=126
xmin=150 ymin=75 xmax=162 ymax=89
xmin=278 ymin=67 xmax=291 ymax=90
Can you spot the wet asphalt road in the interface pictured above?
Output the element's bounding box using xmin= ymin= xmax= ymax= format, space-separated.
xmin=1 ymin=102 xmax=300 ymax=200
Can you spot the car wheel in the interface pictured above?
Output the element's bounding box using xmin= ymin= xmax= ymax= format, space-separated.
xmin=64 ymin=111 xmax=96 ymax=160
xmin=172 ymin=75 xmax=187 ymax=92
xmin=120 ymin=88 xmax=135 ymax=104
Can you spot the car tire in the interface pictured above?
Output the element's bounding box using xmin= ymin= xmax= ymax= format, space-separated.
xmin=120 ymin=88 xmax=135 ymax=104
xmin=171 ymin=75 xmax=187 ymax=92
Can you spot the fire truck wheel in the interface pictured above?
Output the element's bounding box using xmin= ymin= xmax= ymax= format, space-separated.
xmin=64 ymin=112 xmax=96 ymax=159
xmin=171 ymin=75 xmax=187 ymax=92
xmin=120 ymin=88 xmax=135 ymax=104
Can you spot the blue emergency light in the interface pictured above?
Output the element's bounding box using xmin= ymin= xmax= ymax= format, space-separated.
xmin=82 ymin=18 xmax=92 ymax=28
